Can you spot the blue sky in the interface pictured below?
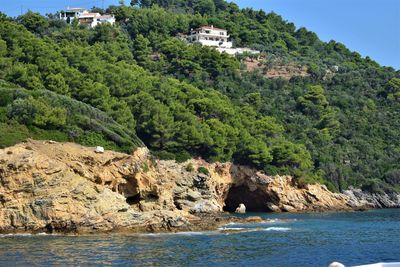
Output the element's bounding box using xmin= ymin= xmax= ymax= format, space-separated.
xmin=1 ymin=0 xmax=399 ymax=69
xmin=234 ymin=0 xmax=400 ymax=69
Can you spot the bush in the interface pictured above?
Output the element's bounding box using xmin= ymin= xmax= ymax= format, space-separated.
xmin=361 ymin=179 xmax=385 ymax=194
xmin=197 ymin=166 xmax=209 ymax=175
xmin=175 ymin=151 xmax=192 ymax=163
xmin=384 ymin=169 xmax=400 ymax=186
xmin=152 ymin=150 xmax=176 ymax=160
xmin=7 ymin=96 xmax=67 ymax=128
xmin=142 ymin=162 xmax=150 ymax=172
xmin=0 ymin=122 xmax=30 ymax=148
xmin=76 ymin=131 xmax=118 ymax=150
xmin=185 ymin=163 xmax=194 ymax=172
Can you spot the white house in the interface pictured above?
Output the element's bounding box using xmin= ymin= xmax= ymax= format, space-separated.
xmin=95 ymin=15 xmax=116 ymax=26
xmin=188 ymin=25 xmax=233 ymax=48
xmin=59 ymin=8 xmax=115 ymax=27
xmin=187 ymin=25 xmax=260 ymax=55
xmin=59 ymin=8 xmax=88 ymax=23
xmin=78 ymin=13 xmax=115 ymax=27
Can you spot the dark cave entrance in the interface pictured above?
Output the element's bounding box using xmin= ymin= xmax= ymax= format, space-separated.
xmin=223 ymin=185 xmax=272 ymax=212
xmin=126 ymin=194 xmax=141 ymax=205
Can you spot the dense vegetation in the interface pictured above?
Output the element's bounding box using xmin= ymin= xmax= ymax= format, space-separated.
xmin=0 ymin=0 xmax=399 ymax=192
xmin=0 ymin=81 xmax=144 ymax=150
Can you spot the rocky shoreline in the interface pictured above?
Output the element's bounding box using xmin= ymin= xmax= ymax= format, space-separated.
xmin=0 ymin=140 xmax=398 ymax=234
xmin=343 ymin=188 xmax=400 ymax=209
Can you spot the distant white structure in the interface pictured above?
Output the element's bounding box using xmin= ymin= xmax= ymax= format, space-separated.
xmin=217 ymin=47 xmax=260 ymax=56
xmin=188 ymin=25 xmax=233 ymax=48
xmin=78 ymin=13 xmax=115 ymax=28
xmin=187 ymin=25 xmax=259 ymax=55
xmin=59 ymin=8 xmax=115 ymax=28
xmin=59 ymin=7 xmax=87 ymax=23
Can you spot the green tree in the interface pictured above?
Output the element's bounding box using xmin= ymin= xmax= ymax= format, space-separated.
xmin=386 ymin=78 xmax=400 ymax=101
xmin=45 ymin=73 xmax=69 ymax=95
xmin=297 ymin=85 xmax=329 ymax=118
xmin=192 ymin=0 xmax=216 ymax=15
xmin=16 ymin=11 xmax=49 ymax=33
xmin=132 ymin=34 xmax=152 ymax=66
xmin=8 ymin=96 xmax=67 ymax=128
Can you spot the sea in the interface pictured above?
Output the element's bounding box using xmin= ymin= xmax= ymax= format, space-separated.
xmin=1 ymin=209 xmax=399 ymax=267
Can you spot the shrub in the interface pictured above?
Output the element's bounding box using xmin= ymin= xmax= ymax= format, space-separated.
xmin=175 ymin=151 xmax=192 ymax=163
xmin=0 ymin=122 xmax=29 ymax=148
xmin=384 ymin=169 xmax=400 ymax=186
xmin=152 ymin=150 xmax=176 ymax=160
xmin=361 ymin=179 xmax=385 ymax=194
xmin=185 ymin=163 xmax=194 ymax=172
xmin=142 ymin=162 xmax=150 ymax=172
xmin=197 ymin=166 xmax=209 ymax=175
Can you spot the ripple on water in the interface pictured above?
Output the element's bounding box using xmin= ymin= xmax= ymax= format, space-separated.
xmin=0 ymin=210 xmax=399 ymax=267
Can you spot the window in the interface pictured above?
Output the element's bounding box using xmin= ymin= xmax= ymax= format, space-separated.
xmin=220 ymin=32 xmax=225 ymax=35
xmin=205 ymin=30 xmax=210 ymax=34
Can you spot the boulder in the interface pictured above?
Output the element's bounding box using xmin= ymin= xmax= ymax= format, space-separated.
xmin=95 ymin=146 xmax=104 ymax=153
xmin=235 ymin=203 xmax=246 ymax=213
xmin=190 ymin=200 xmax=222 ymax=213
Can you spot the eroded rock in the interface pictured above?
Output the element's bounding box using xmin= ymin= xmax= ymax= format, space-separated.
xmin=0 ymin=140 xmax=372 ymax=234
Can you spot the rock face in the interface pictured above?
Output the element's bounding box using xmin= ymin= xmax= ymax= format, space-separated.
xmin=0 ymin=140 xmax=194 ymax=233
xmin=343 ymin=187 xmax=400 ymax=209
xmin=0 ymin=140 xmax=364 ymax=233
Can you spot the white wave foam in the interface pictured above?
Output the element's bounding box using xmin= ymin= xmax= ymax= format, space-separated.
xmin=0 ymin=233 xmax=33 ymax=238
xmin=224 ymin=222 xmax=242 ymax=226
xmin=36 ymin=232 xmax=49 ymax=236
xmin=262 ymin=227 xmax=291 ymax=231
xmin=218 ymin=227 xmax=246 ymax=231
xmin=218 ymin=226 xmax=291 ymax=233
xmin=0 ymin=232 xmax=65 ymax=238
xmin=259 ymin=218 xmax=297 ymax=224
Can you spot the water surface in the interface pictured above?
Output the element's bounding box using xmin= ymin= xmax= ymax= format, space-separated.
xmin=1 ymin=209 xmax=399 ymax=266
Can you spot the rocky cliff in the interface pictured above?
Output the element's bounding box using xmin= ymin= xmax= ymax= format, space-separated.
xmin=0 ymin=140 xmax=368 ymax=233
xmin=343 ymin=188 xmax=400 ymax=209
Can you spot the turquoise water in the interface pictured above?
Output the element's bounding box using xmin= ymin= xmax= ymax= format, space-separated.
xmin=1 ymin=209 xmax=399 ymax=266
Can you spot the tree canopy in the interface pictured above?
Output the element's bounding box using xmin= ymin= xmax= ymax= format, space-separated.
xmin=0 ymin=1 xmax=399 ymax=193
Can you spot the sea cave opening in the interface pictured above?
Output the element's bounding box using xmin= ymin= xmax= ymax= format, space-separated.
xmin=223 ymin=185 xmax=272 ymax=212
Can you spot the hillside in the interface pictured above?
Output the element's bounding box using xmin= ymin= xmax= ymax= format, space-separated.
xmin=0 ymin=82 xmax=144 ymax=151
xmin=0 ymin=1 xmax=399 ymax=193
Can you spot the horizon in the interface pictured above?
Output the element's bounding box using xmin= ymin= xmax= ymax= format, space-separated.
xmin=0 ymin=0 xmax=399 ymax=70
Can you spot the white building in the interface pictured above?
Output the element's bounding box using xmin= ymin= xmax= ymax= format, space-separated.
xmin=59 ymin=8 xmax=87 ymax=23
xmin=187 ymin=25 xmax=260 ymax=55
xmin=78 ymin=13 xmax=115 ymax=28
xmin=188 ymin=25 xmax=233 ymax=48
xmin=59 ymin=8 xmax=115 ymax=27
